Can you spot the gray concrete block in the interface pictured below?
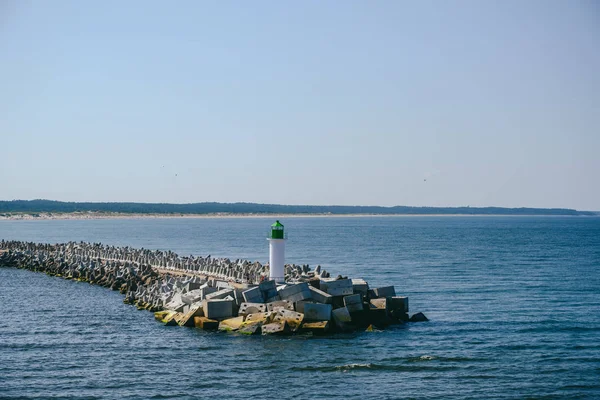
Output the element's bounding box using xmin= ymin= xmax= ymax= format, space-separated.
xmin=277 ymin=282 xmax=310 ymax=299
xmin=181 ymin=288 xmax=204 ymax=305
xmin=344 ymin=294 xmax=363 ymax=312
xmin=324 ymin=279 xmax=353 ymax=296
xmin=387 ymin=296 xmax=408 ymax=313
xmin=332 ymin=307 xmax=352 ymax=330
xmin=265 ymin=294 xmax=281 ymax=303
xmin=346 ymin=302 xmax=363 ymax=313
xmin=266 ymin=300 xmax=294 ymax=312
xmin=201 ymin=286 xmax=219 ymax=298
xmin=205 ymin=288 xmax=234 ymax=300
xmin=343 ymin=293 xmax=362 ymax=306
xmin=283 ymin=289 xmax=312 ymax=303
xmin=373 ymin=286 xmax=396 ymax=298
xmin=352 ymin=278 xmax=369 ymax=295
xmin=308 ymin=286 xmax=333 ymax=304
xmin=303 ymin=303 xmax=332 ymax=321
xmin=202 ymin=298 xmax=234 ymax=319
xmin=259 ymin=279 xmax=277 ymax=292
xmin=318 ymin=278 xmax=337 ymax=292
xmin=215 ymin=280 xmax=232 ymax=289
xmin=242 ymin=286 xmax=264 ymax=303
xmin=294 ymin=300 xmax=316 ymax=313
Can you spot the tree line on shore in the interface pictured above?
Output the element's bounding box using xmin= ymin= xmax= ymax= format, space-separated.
xmin=0 ymin=200 xmax=594 ymax=216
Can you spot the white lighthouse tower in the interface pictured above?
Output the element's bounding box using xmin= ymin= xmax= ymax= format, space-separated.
xmin=268 ymin=220 xmax=286 ymax=283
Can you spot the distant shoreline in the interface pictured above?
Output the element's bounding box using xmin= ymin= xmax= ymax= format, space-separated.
xmin=0 ymin=212 xmax=597 ymax=221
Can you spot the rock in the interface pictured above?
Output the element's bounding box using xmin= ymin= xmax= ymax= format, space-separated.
xmin=409 ymin=312 xmax=428 ymax=322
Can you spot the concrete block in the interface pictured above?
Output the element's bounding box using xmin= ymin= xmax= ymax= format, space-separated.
xmin=202 ymin=298 xmax=234 ymax=319
xmin=193 ymin=316 xmax=219 ymax=330
xmin=185 ymin=281 xmax=202 ymax=292
xmin=201 ymin=286 xmax=219 ymax=298
xmin=205 ymin=288 xmax=234 ymax=300
xmin=263 ymin=288 xmax=278 ymax=300
xmin=242 ymin=286 xmax=264 ymax=303
xmin=239 ymin=302 xmax=267 ymax=316
xmin=387 ymin=296 xmax=409 ymax=313
xmin=283 ymin=289 xmax=312 ymax=303
xmin=324 ymin=279 xmax=353 ymax=296
xmin=215 ymin=280 xmax=232 ymax=289
xmin=181 ymin=288 xmax=204 ymax=305
xmin=175 ymin=304 xmax=204 ymax=327
xmin=294 ymin=300 xmax=316 ymax=313
xmin=164 ymin=299 xmax=186 ymax=312
xmin=261 ymin=321 xmax=290 ymax=335
xmin=218 ymin=316 xmax=246 ymax=332
xmin=318 ymin=277 xmax=337 ymax=292
xmin=231 ymin=288 xmax=244 ymax=305
xmin=245 ymin=312 xmax=275 ymax=324
xmin=277 ymin=282 xmax=310 ymax=299
xmin=346 ymin=302 xmax=364 ymax=313
xmin=265 ymin=294 xmax=281 ymax=303
xmin=344 ymin=294 xmax=363 ymax=312
xmin=343 ymin=294 xmax=362 ymax=306
xmin=352 ymin=279 xmax=369 ymax=295
xmin=373 ymin=286 xmax=396 ymax=298
xmin=266 ymin=300 xmax=294 ymax=312
xmin=308 ymin=286 xmax=333 ymax=304
xmin=154 ymin=310 xmax=177 ymax=324
xmin=301 ymin=320 xmax=330 ymax=334
xmin=238 ymin=321 xmax=262 ymax=335
xmin=332 ymin=307 xmax=353 ymax=330
xmin=162 ymin=312 xmax=182 ymax=326
xmin=369 ymin=298 xmax=388 ymax=311
xmin=259 ymin=279 xmax=277 ymax=292
xmin=272 ymin=309 xmax=304 ymax=331
xmin=303 ymin=303 xmax=332 ymax=321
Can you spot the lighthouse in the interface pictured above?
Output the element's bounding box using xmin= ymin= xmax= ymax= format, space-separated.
xmin=268 ymin=220 xmax=286 ymax=283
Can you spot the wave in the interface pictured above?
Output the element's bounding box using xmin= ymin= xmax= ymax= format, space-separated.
xmin=290 ymin=363 xmax=462 ymax=373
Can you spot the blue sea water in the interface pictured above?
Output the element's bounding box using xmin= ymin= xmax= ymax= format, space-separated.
xmin=1 ymin=216 xmax=599 ymax=399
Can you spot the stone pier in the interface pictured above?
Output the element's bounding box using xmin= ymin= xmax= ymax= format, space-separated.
xmin=0 ymin=240 xmax=427 ymax=336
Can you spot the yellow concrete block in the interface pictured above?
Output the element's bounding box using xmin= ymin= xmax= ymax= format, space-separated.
xmin=218 ymin=316 xmax=246 ymax=332
xmin=193 ymin=316 xmax=219 ymax=330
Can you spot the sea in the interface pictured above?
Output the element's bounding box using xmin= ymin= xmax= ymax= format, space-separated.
xmin=0 ymin=216 xmax=599 ymax=399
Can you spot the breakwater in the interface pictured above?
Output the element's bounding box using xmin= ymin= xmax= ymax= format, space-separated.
xmin=0 ymin=240 xmax=427 ymax=335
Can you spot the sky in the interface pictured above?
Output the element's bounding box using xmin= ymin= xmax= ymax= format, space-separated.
xmin=1 ymin=1 xmax=599 ymax=210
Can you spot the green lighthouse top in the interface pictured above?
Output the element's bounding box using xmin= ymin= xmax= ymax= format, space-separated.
xmin=270 ymin=220 xmax=284 ymax=239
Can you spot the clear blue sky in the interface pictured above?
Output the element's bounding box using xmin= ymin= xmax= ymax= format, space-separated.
xmin=1 ymin=1 xmax=598 ymax=210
